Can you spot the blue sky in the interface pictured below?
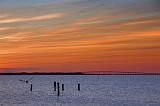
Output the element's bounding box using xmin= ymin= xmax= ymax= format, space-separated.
xmin=0 ymin=0 xmax=59 ymax=7
xmin=0 ymin=0 xmax=159 ymax=7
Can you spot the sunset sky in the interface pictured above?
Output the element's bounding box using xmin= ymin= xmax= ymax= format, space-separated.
xmin=0 ymin=0 xmax=160 ymax=73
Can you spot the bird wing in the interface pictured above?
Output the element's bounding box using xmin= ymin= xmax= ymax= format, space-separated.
xmin=19 ymin=79 xmax=26 ymax=82
xmin=27 ymin=77 xmax=33 ymax=81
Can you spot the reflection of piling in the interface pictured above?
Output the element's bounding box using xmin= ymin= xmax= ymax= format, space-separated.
xmin=54 ymin=81 xmax=56 ymax=91
xmin=57 ymin=82 xmax=60 ymax=96
xmin=78 ymin=83 xmax=80 ymax=91
xmin=62 ymin=84 xmax=64 ymax=91
xmin=30 ymin=84 xmax=33 ymax=92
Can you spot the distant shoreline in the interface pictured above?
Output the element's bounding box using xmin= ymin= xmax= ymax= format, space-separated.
xmin=0 ymin=72 xmax=160 ymax=75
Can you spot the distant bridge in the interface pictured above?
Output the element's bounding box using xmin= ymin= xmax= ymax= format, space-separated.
xmin=84 ymin=71 xmax=160 ymax=75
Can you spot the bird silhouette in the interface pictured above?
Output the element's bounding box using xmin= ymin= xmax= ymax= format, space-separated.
xmin=19 ymin=77 xmax=33 ymax=84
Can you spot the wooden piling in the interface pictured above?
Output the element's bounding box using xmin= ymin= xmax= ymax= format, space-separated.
xmin=57 ymin=82 xmax=60 ymax=96
xmin=62 ymin=84 xmax=64 ymax=91
xmin=30 ymin=84 xmax=33 ymax=92
xmin=54 ymin=81 xmax=56 ymax=91
xmin=78 ymin=83 xmax=80 ymax=91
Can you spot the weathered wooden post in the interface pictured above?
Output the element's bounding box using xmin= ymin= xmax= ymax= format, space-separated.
xmin=62 ymin=84 xmax=64 ymax=91
xmin=78 ymin=83 xmax=80 ymax=91
xmin=57 ymin=82 xmax=60 ymax=96
xmin=30 ymin=84 xmax=33 ymax=92
xmin=54 ymin=81 xmax=56 ymax=91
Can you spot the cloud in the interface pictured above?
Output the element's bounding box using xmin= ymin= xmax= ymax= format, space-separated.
xmin=0 ymin=13 xmax=65 ymax=24
xmin=0 ymin=27 xmax=11 ymax=31
xmin=0 ymin=14 xmax=9 ymax=18
xmin=0 ymin=32 xmax=33 ymax=41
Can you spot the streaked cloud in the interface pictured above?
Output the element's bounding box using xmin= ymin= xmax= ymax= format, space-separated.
xmin=0 ymin=27 xmax=11 ymax=31
xmin=0 ymin=14 xmax=8 ymax=18
xmin=0 ymin=13 xmax=65 ymax=24
xmin=0 ymin=32 xmax=33 ymax=41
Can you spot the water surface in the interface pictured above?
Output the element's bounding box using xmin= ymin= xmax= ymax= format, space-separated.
xmin=0 ymin=75 xmax=160 ymax=106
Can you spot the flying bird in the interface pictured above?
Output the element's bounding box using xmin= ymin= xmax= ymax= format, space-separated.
xmin=19 ymin=77 xmax=33 ymax=84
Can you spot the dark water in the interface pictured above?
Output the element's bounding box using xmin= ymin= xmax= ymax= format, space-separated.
xmin=0 ymin=75 xmax=160 ymax=106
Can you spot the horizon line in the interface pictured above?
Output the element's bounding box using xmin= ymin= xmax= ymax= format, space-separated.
xmin=0 ymin=71 xmax=160 ymax=75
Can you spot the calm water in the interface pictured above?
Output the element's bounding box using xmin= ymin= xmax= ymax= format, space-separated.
xmin=0 ymin=75 xmax=160 ymax=106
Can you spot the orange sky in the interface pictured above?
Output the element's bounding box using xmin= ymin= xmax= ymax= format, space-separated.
xmin=0 ymin=0 xmax=160 ymax=73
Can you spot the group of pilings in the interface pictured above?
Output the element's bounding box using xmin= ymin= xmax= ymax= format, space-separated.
xmin=54 ymin=81 xmax=81 ymax=96
xmin=29 ymin=82 xmax=81 ymax=97
xmin=54 ymin=82 xmax=62 ymax=96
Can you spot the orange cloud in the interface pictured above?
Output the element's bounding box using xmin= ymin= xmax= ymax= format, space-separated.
xmin=132 ymin=28 xmax=160 ymax=36
xmin=0 ymin=27 xmax=11 ymax=31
